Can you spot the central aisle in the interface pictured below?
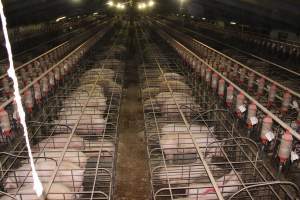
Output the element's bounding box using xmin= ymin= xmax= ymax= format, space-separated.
xmin=115 ymin=23 xmax=151 ymax=200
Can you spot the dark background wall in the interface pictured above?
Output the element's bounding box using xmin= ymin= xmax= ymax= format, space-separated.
xmin=1 ymin=0 xmax=300 ymax=32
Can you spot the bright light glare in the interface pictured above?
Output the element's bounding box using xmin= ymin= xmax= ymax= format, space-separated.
xmin=55 ymin=16 xmax=66 ymax=22
xmin=107 ymin=1 xmax=114 ymax=7
xmin=93 ymin=12 xmax=98 ymax=15
xmin=71 ymin=0 xmax=82 ymax=4
xmin=138 ymin=2 xmax=147 ymax=10
xmin=148 ymin=0 xmax=155 ymax=7
xmin=116 ymin=3 xmax=125 ymax=10
xmin=230 ymin=21 xmax=237 ymax=25
xmin=202 ymin=17 xmax=206 ymax=20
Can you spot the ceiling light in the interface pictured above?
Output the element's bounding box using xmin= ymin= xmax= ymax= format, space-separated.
xmin=148 ymin=0 xmax=155 ymax=7
xmin=55 ymin=16 xmax=66 ymax=22
xmin=107 ymin=1 xmax=114 ymax=7
xmin=115 ymin=3 xmax=126 ymax=10
xmin=138 ymin=2 xmax=147 ymax=10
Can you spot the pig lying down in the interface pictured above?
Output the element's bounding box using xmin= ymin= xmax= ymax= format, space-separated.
xmin=158 ymin=73 xmax=185 ymax=82
xmin=4 ymin=159 xmax=84 ymax=193
xmin=160 ymin=80 xmax=192 ymax=95
xmin=158 ymin=123 xmax=223 ymax=163
xmin=54 ymin=108 xmax=107 ymax=135
xmin=0 ymin=183 xmax=75 ymax=200
xmin=154 ymin=161 xmax=222 ymax=185
xmin=32 ymin=134 xmax=115 ymax=157
xmin=175 ymin=170 xmax=240 ymax=200
xmin=31 ymin=149 xmax=88 ymax=168
xmin=143 ymin=92 xmax=201 ymax=118
xmin=80 ymin=68 xmax=116 ymax=81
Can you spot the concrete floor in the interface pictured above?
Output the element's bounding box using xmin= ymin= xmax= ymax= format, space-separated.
xmin=114 ymin=33 xmax=151 ymax=199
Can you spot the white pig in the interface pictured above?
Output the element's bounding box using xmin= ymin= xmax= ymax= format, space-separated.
xmin=143 ymin=98 xmax=161 ymax=113
xmin=33 ymin=134 xmax=84 ymax=151
xmin=97 ymin=79 xmax=122 ymax=96
xmin=4 ymin=160 xmax=84 ymax=193
xmin=83 ymin=138 xmax=115 ymax=157
xmin=159 ymin=124 xmax=222 ymax=161
xmin=58 ymin=105 xmax=106 ymax=118
xmin=155 ymin=162 xmax=222 ymax=185
xmin=31 ymin=149 xmax=88 ymax=168
xmin=175 ymin=170 xmax=240 ymax=200
xmin=80 ymin=68 xmax=115 ymax=81
xmin=54 ymin=112 xmax=107 ymax=135
xmin=158 ymin=73 xmax=185 ymax=82
xmin=155 ymin=92 xmax=196 ymax=105
xmin=61 ymin=96 xmax=106 ymax=113
xmin=160 ymin=80 xmax=192 ymax=95
xmin=95 ymin=59 xmax=125 ymax=68
xmin=33 ymin=134 xmax=113 ymax=157
xmin=142 ymin=87 xmax=160 ymax=100
xmin=74 ymin=84 xmax=105 ymax=98
xmin=0 ymin=183 xmax=75 ymax=200
xmin=160 ymin=96 xmax=201 ymax=119
xmin=143 ymin=92 xmax=196 ymax=113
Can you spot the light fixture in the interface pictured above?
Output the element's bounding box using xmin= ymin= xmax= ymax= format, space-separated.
xmin=93 ymin=12 xmax=98 ymax=15
xmin=138 ymin=2 xmax=147 ymax=10
xmin=148 ymin=0 xmax=155 ymax=7
xmin=115 ymin=3 xmax=126 ymax=10
xmin=71 ymin=0 xmax=82 ymax=4
xmin=179 ymin=0 xmax=186 ymax=5
xmin=202 ymin=17 xmax=206 ymax=20
xmin=55 ymin=16 xmax=66 ymax=22
xmin=107 ymin=1 xmax=114 ymax=7
xmin=230 ymin=21 xmax=237 ymax=25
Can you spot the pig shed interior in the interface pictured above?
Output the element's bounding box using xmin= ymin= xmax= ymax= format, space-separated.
xmin=0 ymin=0 xmax=300 ymax=200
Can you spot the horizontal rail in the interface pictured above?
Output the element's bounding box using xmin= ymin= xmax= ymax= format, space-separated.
xmin=156 ymin=20 xmax=300 ymax=99
xmin=0 ymin=41 xmax=68 ymax=80
xmin=155 ymin=28 xmax=300 ymax=141
xmin=0 ymin=23 xmax=112 ymax=110
xmin=184 ymin=17 xmax=300 ymax=49
xmin=0 ymin=19 xmax=110 ymax=80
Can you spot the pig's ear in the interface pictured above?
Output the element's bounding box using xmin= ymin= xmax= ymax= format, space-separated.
xmin=208 ymin=127 xmax=215 ymax=133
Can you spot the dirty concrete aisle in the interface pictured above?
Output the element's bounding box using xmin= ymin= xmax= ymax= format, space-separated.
xmin=115 ymin=22 xmax=151 ymax=200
